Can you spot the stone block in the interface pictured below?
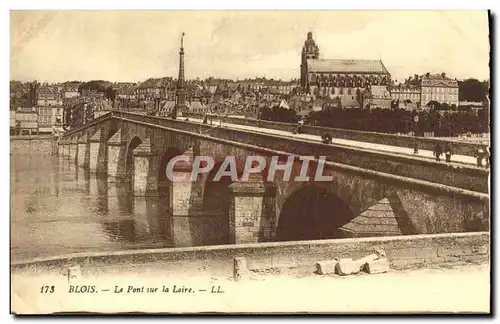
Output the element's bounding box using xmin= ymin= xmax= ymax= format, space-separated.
xmin=335 ymin=258 xmax=361 ymax=276
xmin=473 ymin=246 xmax=488 ymax=255
xmin=316 ymin=259 xmax=339 ymax=275
xmin=246 ymin=256 xmax=273 ymax=271
xmin=356 ymin=253 xmax=380 ymax=264
xmin=364 ymin=258 xmax=390 ymax=274
xmin=233 ymin=257 xmax=249 ymax=281
xmin=67 ymin=265 xmax=81 ymax=282
xmin=272 ymin=254 xmax=297 ymax=268
xmin=374 ymin=249 xmax=387 ymax=258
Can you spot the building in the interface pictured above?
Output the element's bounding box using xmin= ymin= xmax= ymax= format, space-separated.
xmin=388 ymin=73 xmax=459 ymax=109
xmin=174 ymin=32 xmax=188 ymax=116
xmin=161 ymin=100 xmax=176 ymax=115
xmin=37 ymin=86 xmax=64 ymax=133
xmin=458 ymin=101 xmax=484 ymax=108
xmin=187 ymin=100 xmax=208 ymax=114
xmin=135 ymin=78 xmax=171 ymax=102
xmin=10 ymin=111 xmax=16 ymax=134
xmin=63 ymin=84 xmax=80 ymax=99
xmin=229 ymin=89 xmax=242 ymax=103
xmin=37 ymin=86 xmax=62 ymax=107
xmin=278 ymin=99 xmax=290 ymax=110
xmin=15 ymin=107 xmax=38 ymax=135
xmin=390 ymin=87 xmax=421 ymax=105
xmin=300 ymin=32 xmax=320 ymax=89
xmin=38 ymin=106 xmax=64 ymax=134
xmin=420 ymin=72 xmax=459 ymax=107
xmin=299 ymin=32 xmax=391 ymax=103
xmin=277 ymin=81 xmax=298 ymax=95
xmin=363 ymin=85 xmax=391 ymax=110
xmin=38 ymin=106 xmax=53 ymax=133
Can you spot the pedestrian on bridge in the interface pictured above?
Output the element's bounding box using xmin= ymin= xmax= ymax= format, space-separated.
xmin=433 ymin=143 xmax=443 ymax=162
xmin=321 ymin=133 xmax=333 ymax=144
xmin=444 ymin=144 xmax=452 ymax=163
xmin=294 ymin=119 xmax=305 ymax=134
xmin=484 ymin=146 xmax=490 ymax=168
xmin=475 ymin=146 xmax=485 ymax=168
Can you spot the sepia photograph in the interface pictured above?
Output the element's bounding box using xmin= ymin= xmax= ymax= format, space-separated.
xmin=9 ymin=9 xmax=491 ymax=314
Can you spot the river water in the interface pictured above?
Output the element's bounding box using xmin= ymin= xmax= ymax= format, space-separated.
xmin=10 ymin=144 xmax=226 ymax=262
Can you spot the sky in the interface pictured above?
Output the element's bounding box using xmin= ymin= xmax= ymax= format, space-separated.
xmin=10 ymin=10 xmax=490 ymax=83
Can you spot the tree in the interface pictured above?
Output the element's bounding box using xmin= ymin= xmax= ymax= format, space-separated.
xmin=427 ymin=100 xmax=441 ymax=110
xmin=458 ymin=78 xmax=488 ymax=102
xmin=15 ymin=121 xmax=21 ymax=135
xmin=477 ymin=108 xmax=490 ymax=133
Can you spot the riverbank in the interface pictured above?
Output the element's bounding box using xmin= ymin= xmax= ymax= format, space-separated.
xmin=10 ymin=135 xmax=57 ymax=155
xmin=11 ymin=232 xmax=490 ymax=314
xmin=12 ymin=232 xmax=489 ymax=276
xmin=11 ymin=263 xmax=489 ymax=314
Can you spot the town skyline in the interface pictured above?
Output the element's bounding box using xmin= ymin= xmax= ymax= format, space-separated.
xmin=11 ymin=11 xmax=490 ymax=83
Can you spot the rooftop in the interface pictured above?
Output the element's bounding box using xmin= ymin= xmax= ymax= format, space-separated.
xmin=307 ymin=59 xmax=390 ymax=74
xmin=422 ymin=73 xmax=455 ymax=81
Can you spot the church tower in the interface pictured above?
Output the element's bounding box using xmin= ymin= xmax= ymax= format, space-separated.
xmin=300 ymin=32 xmax=320 ymax=90
xmin=173 ymin=32 xmax=187 ymax=118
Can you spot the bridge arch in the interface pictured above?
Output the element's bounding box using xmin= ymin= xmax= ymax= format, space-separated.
xmin=157 ymin=147 xmax=184 ymax=192
xmin=202 ymin=160 xmax=244 ymax=214
xmin=276 ymin=183 xmax=355 ymax=241
xmin=200 ymin=161 xmax=246 ymax=244
xmin=125 ymin=136 xmax=143 ymax=180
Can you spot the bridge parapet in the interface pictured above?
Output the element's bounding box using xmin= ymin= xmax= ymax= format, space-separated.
xmin=183 ymin=112 xmax=489 ymax=156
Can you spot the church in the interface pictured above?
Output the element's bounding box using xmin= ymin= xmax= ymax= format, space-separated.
xmin=300 ymin=32 xmax=391 ymax=101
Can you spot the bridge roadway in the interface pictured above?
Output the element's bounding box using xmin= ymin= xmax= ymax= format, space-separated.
xmin=187 ymin=117 xmax=479 ymax=167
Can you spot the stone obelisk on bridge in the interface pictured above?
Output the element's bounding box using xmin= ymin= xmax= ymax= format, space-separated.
xmin=173 ymin=32 xmax=187 ymax=119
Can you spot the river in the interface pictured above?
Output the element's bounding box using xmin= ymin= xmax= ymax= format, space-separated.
xmin=10 ymin=140 xmax=226 ymax=262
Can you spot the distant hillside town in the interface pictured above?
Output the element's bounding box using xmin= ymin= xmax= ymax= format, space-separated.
xmin=10 ymin=32 xmax=490 ymax=136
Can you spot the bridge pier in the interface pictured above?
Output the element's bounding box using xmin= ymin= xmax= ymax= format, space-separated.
xmin=228 ymin=174 xmax=276 ymax=244
xmin=169 ymin=147 xmax=204 ymax=216
xmin=58 ymin=141 xmax=65 ymax=157
xmin=69 ymin=138 xmax=78 ymax=164
xmin=107 ymin=131 xmax=127 ymax=182
xmin=131 ymin=137 xmax=159 ymax=196
xmin=89 ymin=130 xmax=103 ymax=173
xmin=63 ymin=141 xmax=70 ymax=158
xmin=77 ymin=134 xmax=89 ymax=168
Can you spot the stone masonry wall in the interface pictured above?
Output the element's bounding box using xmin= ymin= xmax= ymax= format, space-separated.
xmin=12 ymin=232 xmax=489 ymax=278
xmin=10 ymin=136 xmax=55 ymax=155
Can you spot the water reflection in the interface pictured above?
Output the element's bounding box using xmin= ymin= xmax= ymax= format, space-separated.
xmin=75 ymin=168 xmax=90 ymax=193
xmin=170 ymin=213 xmax=228 ymax=247
xmin=11 ymin=146 xmax=230 ymax=261
xmin=99 ymin=195 xmax=171 ymax=245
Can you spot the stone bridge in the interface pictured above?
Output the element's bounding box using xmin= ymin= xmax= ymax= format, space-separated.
xmin=59 ymin=111 xmax=489 ymax=244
